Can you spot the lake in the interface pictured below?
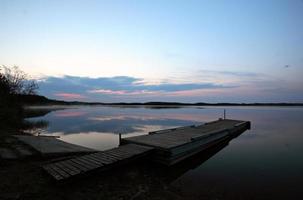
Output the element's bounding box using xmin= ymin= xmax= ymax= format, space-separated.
xmin=26 ymin=105 xmax=303 ymax=199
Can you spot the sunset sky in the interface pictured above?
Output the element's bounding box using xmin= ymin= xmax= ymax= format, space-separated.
xmin=1 ymin=0 xmax=303 ymax=102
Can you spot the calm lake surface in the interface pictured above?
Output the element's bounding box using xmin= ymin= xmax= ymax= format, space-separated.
xmin=26 ymin=106 xmax=303 ymax=199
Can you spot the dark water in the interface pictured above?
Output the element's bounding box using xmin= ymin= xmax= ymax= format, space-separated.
xmin=26 ymin=106 xmax=303 ymax=199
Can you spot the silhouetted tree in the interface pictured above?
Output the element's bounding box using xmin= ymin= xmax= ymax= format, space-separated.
xmin=1 ymin=65 xmax=38 ymax=95
xmin=0 ymin=66 xmax=39 ymax=130
xmin=0 ymin=71 xmax=9 ymax=95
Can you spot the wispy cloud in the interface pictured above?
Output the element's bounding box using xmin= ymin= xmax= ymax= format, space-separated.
xmin=54 ymin=93 xmax=86 ymax=99
xmin=88 ymin=89 xmax=157 ymax=95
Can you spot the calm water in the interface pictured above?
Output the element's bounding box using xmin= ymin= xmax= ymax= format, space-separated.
xmin=26 ymin=106 xmax=303 ymax=199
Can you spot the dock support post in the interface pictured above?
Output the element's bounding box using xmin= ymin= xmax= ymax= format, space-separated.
xmin=224 ymin=109 xmax=226 ymax=119
xmin=119 ymin=133 xmax=122 ymax=146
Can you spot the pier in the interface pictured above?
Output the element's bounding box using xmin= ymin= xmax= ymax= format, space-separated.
xmin=122 ymin=119 xmax=250 ymax=165
xmin=42 ymin=119 xmax=250 ymax=181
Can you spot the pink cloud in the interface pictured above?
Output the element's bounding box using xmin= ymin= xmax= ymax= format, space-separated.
xmin=89 ymin=89 xmax=127 ymax=95
xmin=54 ymin=93 xmax=86 ymax=99
xmin=160 ymin=88 xmax=229 ymax=97
xmin=88 ymin=89 xmax=157 ymax=95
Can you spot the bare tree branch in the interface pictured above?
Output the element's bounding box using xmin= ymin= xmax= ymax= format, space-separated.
xmin=0 ymin=65 xmax=39 ymax=95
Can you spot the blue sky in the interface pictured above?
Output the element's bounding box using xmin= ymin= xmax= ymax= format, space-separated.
xmin=1 ymin=0 xmax=303 ymax=102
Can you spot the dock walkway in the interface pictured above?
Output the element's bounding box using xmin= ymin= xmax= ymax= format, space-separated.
xmin=14 ymin=135 xmax=96 ymax=156
xmin=43 ymin=144 xmax=154 ymax=181
xmin=122 ymin=119 xmax=250 ymax=165
xmin=122 ymin=119 xmax=245 ymax=149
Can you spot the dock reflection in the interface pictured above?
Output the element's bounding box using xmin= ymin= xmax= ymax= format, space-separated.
xmin=144 ymin=132 xmax=244 ymax=184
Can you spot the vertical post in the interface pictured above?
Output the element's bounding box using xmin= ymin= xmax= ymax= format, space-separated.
xmin=119 ymin=133 xmax=121 ymax=146
xmin=224 ymin=109 xmax=226 ymax=119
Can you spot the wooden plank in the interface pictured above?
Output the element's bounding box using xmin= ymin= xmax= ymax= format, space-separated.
xmin=64 ymin=160 xmax=86 ymax=173
xmin=74 ymin=157 xmax=99 ymax=169
xmin=80 ymin=156 xmax=104 ymax=167
xmin=58 ymin=161 xmax=81 ymax=175
xmin=124 ymin=138 xmax=169 ymax=148
xmin=127 ymin=144 xmax=154 ymax=152
xmin=89 ymin=154 xmax=115 ymax=165
xmin=90 ymin=152 xmax=118 ymax=162
xmin=84 ymin=154 xmax=109 ymax=165
xmin=107 ymin=150 xmax=132 ymax=158
xmin=90 ymin=152 xmax=116 ymax=161
xmin=43 ymin=165 xmax=64 ymax=180
xmin=115 ymin=148 xmax=138 ymax=155
xmin=55 ymin=162 xmax=78 ymax=176
xmin=88 ymin=153 xmax=114 ymax=163
xmin=105 ymin=151 xmax=125 ymax=159
xmin=98 ymin=152 xmax=122 ymax=161
xmin=50 ymin=163 xmax=70 ymax=178
xmin=116 ymin=148 xmax=141 ymax=156
xmin=68 ymin=159 xmax=91 ymax=172
xmin=71 ymin=158 xmax=96 ymax=171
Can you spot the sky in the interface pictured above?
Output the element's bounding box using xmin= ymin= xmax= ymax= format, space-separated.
xmin=1 ymin=0 xmax=303 ymax=103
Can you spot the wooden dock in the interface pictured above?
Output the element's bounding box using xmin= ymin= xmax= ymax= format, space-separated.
xmin=122 ymin=119 xmax=250 ymax=165
xmin=43 ymin=119 xmax=250 ymax=180
xmin=43 ymin=144 xmax=154 ymax=181
xmin=14 ymin=135 xmax=97 ymax=156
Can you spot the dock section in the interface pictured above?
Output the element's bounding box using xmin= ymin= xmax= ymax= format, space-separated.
xmin=43 ymin=144 xmax=154 ymax=181
xmin=14 ymin=135 xmax=97 ymax=156
xmin=122 ymin=119 xmax=250 ymax=165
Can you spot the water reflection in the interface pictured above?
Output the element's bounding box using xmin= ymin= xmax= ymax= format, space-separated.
xmin=150 ymin=140 xmax=232 ymax=185
xmin=26 ymin=106 xmax=222 ymax=149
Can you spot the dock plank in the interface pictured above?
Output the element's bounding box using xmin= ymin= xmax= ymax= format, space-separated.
xmin=96 ymin=152 xmax=121 ymax=161
xmin=74 ymin=157 xmax=99 ymax=169
xmin=55 ymin=162 xmax=78 ymax=176
xmin=50 ymin=164 xmax=70 ymax=178
xmin=43 ymin=165 xmax=63 ymax=180
xmin=80 ymin=156 xmax=105 ymax=167
xmin=68 ymin=159 xmax=91 ymax=172
xmin=88 ymin=153 xmax=115 ymax=165
xmin=70 ymin=158 xmax=95 ymax=171
xmin=84 ymin=154 xmax=107 ymax=165
xmin=61 ymin=161 xmax=82 ymax=175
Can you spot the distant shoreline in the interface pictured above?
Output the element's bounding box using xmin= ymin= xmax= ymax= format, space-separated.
xmin=19 ymin=94 xmax=303 ymax=107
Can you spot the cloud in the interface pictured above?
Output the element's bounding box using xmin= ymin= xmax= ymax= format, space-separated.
xmin=38 ymin=75 xmax=229 ymax=101
xmin=88 ymin=89 xmax=157 ymax=95
xmin=36 ymin=70 xmax=303 ymax=103
xmin=54 ymin=93 xmax=86 ymax=99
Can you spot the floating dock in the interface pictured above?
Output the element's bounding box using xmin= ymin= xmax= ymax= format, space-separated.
xmin=43 ymin=119 xmax=250 ymax=181
xmin=122 ymin=119 xmax=250 ymax=165
xmin=14 ymin=135 xmax=97 ymax=156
